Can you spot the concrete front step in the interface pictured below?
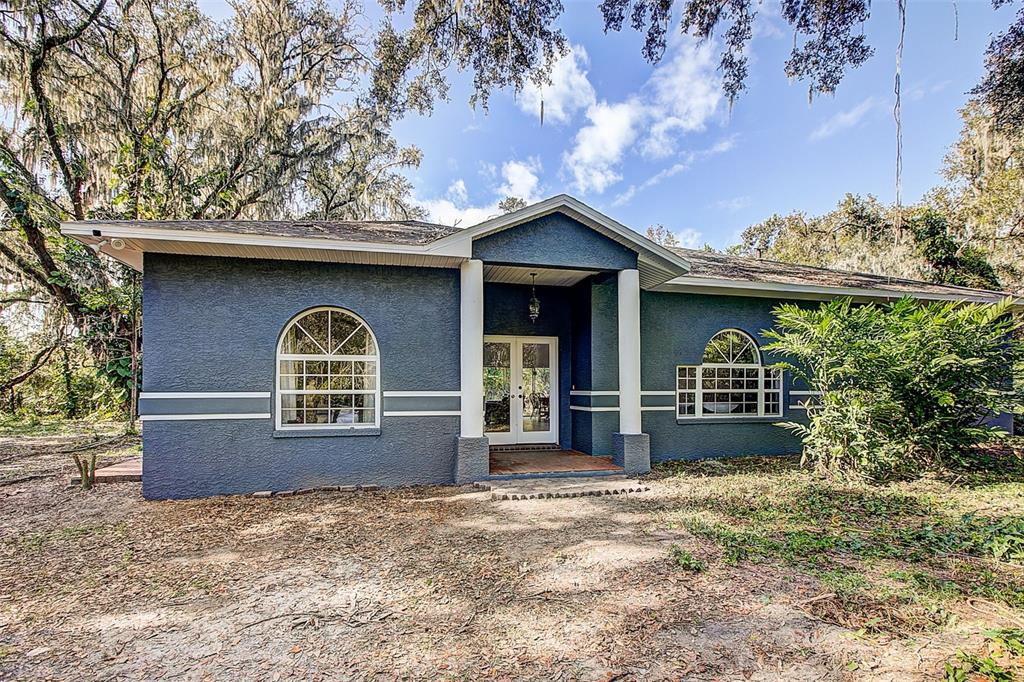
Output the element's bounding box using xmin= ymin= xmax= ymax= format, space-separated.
xmin=474 ymin=474 xmax=650 ymax=501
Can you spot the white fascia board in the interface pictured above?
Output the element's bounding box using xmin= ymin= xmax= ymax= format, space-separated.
xmin=425 ymin=194 xmax=691 ymax=273
xmin=655 ymin=275 xmax=1018 ymax=306
xmin=61 ymin=222 xmax=461 ymax=257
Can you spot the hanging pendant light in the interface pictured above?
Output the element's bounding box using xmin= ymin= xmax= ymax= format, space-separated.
xmin=528 ymin=273 xmax=540 ymax=323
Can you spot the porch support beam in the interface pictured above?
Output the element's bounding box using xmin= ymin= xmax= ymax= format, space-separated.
xmin=459 ymin=258 xmax=484 ymax=438
xmin=617 ymin=268 xmax=642 ymax=434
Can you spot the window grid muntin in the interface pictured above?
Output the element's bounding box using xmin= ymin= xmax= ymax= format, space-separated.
xmin=677 ymin=330 xmax=784 ymax=420
xmin=276 ymin=307 xmax=380 ymax=430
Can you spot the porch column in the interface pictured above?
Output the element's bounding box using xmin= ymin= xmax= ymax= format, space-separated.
xmin=617 ymin=268 xmax=642 ymax=434
xmin=613 ymin=268 xmax=649 ymax=475
xmin=460 ymin=259 xmax=484 ymax=438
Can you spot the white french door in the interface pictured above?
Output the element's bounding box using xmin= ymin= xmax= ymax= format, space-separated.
xmin=482 ymin=335 xmax=559 ymax=445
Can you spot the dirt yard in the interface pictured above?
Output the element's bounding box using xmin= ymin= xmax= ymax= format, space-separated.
xmin=1 ymin=427 xmax=1023 ymax=680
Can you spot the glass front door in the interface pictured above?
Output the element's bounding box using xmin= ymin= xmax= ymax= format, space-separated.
xmin=483 ymin=336 xmax=558 ymax=445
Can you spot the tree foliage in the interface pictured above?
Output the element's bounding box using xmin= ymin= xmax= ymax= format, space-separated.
xmin=645 ymin=224 xmax=680 ymax=248
xmin=0 ymin=0 xmax=573 ymax=418
xmin=974 ymin=0 xmax=1024 ymax=133
xmin=598 ymin=0 xmax=873 ymax=104
xmin=765 ymin=297 xmax=1024 ymax=481
xmin=737 ymin=192 xmax=1007 ymax=291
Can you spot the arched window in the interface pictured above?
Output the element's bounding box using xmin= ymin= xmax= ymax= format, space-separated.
xmin=276 ymin=307 xmax=379 ymax=429
xmin=676 ymin=329 xmax=781 ymax=418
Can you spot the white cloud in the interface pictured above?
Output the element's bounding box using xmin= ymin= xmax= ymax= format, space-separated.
xmin=519 ymin=45 xmax=596 ymax=124
xmin=611 ymin=136 xmax=736 ymax=207
xmin=809 ymin=97 xmax=878 ymax=141
xmin=498 ymin=158 xmax=542 ymax=201
xmin=641 ymin=42 xmax=722 ymax=158
xmin=712 ymin=195 xmax=751 ymax=212
xmin=417 ymin=158 xmax=544 ymax=227
xmin=564 ymin=100 xmax=645 ymax=195
xmin=446 ymin=179 xmax=468 ymax=204
xmin=562 ymin=39 xmax=723 ymax=194
xmin=675 ymin=228 xmax=703 ymax=249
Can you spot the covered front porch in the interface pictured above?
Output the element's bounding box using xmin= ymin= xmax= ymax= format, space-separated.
xmin=456 ymin=259 xmax=650 ymax=481
xmin=447 ymin=199 xmax=690 ymax=483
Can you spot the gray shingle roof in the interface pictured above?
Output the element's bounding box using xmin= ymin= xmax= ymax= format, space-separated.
xmin=81 ymin=219 xmax=460 ymax=245
xmin=73 ymin=217 xmax=1012 ymax=300
xmin=671 ymin=247 xmax=1009 ymax=300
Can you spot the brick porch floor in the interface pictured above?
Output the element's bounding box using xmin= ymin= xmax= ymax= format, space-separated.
xmin=488 ymin=449 xmax=622 ymax=475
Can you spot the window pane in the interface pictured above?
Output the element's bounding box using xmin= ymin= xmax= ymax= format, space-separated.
xmin=296 ymin=312 xmax=330 ymax=353
xmin=306 ymin=409 xmax=329 ymax=424
xmin=329 ymin=311 xmax=360 ymax=353
xmin=304 ymin=394 xmax=326 ymax=409
xmin=331 ymin=375 xmax=354 ymax=390
xmin=338 ymin=325 xmax=375 ymax=355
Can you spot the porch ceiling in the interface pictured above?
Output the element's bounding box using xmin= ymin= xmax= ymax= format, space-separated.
xmin=483 ymin=264 xmax=597 ymax=287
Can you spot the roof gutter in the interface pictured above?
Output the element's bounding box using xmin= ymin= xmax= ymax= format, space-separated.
xmin=656 ymin=275 xmax=1021 ymax=307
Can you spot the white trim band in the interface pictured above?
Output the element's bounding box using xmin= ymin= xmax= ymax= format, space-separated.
xmin=641 ymin=405 xmax=675 ymax=411
xmin=789 ymin=390 xmax=822 ymax=396
xmin=140 ymin=392 xmax=271 ymax=399
xmin=569 ymin=406 xmax=620 ymax=412
xmin=569 ymin=390 xmax=619 ymax=396
xmin=641 ymin=390 xmax=675 ymax=396
xmin=140 ymin=413 xmax=271 ymax=421
xmin=382 ymin=391 xmax=462 ymax=398
xmin=383 ymin=410 xmax=461 ymax=417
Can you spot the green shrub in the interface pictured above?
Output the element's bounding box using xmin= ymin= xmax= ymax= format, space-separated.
xmin=764 ymin=297 xmax=1024 ymax=481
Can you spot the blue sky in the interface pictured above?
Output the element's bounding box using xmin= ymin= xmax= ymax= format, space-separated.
xmin=393 ymin=1 xmax=1015 ymax=248
xmin=198 ymin=1 xmax=1015 ymax=248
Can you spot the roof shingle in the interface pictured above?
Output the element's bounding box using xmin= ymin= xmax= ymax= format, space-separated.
xmin=82 ymin=219 xmax=460 ymax=245
xmin=670 ymin=247 xmax=1009 ymax=300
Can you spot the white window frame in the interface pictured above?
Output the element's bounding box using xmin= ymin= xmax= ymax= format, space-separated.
xmin=676 ymin=329 xmax=783 ymax=420
xmin=275 ymin=306 xmax=381 ymax=431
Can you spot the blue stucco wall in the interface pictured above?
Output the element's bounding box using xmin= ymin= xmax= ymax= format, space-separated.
xmin=640 ymin=291 xmax=804 ymax=460
xmin=142 ymin=254 xmax=461 ymax=499
xmin=483 ymin=282 xmax=573 ymax=447
xmin=568 ymin=276 xmax=620 ymax=455
xmin=472 ymin=214 xmax=638 ymax=271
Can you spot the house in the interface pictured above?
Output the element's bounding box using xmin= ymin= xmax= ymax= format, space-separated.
xmin=61 ymin=195 xmax=1011 ymax=499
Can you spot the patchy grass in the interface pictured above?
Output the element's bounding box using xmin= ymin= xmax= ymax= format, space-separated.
xmin=668 ymin=544 xmax=705 ymax=572
xmin=3 ymin=427 xmax=1024 ymax=679
xmin=944 ymin=628 xmax=1024 ymax=681
xmin=652 ymin=448 xmax=1024 ymax=638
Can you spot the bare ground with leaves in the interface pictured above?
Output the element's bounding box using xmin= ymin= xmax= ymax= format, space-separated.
xmin=1 ymin=433 xmax=1022 ymax=680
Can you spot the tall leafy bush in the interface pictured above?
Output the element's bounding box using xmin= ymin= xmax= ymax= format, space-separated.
xmin=764 ymin=297 xmax=1023 ymax=480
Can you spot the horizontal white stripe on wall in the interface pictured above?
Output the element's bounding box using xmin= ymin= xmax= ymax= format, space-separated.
xmin=789 ymin=391 xmax=822 ymax=396
xmin=382 ymin=410 xmax=461 ymax=417
xmin=140 ymin=413 xmax=272 ymax=421
xmin=641 ymin=391 xmax=675 ymax=396
xmin=569 ymin=390 xmax=619 ymax=396
xmin=789 ymin=405 xmax=808 ymax=410
xmin=569 ymin=405 xmax=620 ymax=412
xmin=640 ymin=405 xmax=675 ymax=411
xmin=382 ymin=391 xmax=461 ymax=398
xmin=140 ymin=392 xmax=271 ymax=399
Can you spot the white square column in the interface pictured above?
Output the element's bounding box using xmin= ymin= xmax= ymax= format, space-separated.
xmin=459 ymin=259 xmax=484 ymax=439
xmin=617 ymin=268 xmax=642 ymax=435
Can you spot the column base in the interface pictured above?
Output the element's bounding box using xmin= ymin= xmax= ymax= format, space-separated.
xmin=455 ymin=436 xmax=490 ymax=483
xmin=613 ymin=432 xmax=650 ymax=475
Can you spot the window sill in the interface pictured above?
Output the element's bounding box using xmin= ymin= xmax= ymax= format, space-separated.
xmin=676 ymin=416 xmax=784 ymax=425
xmin=273 ymin=427 xmax=381 ymax=439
